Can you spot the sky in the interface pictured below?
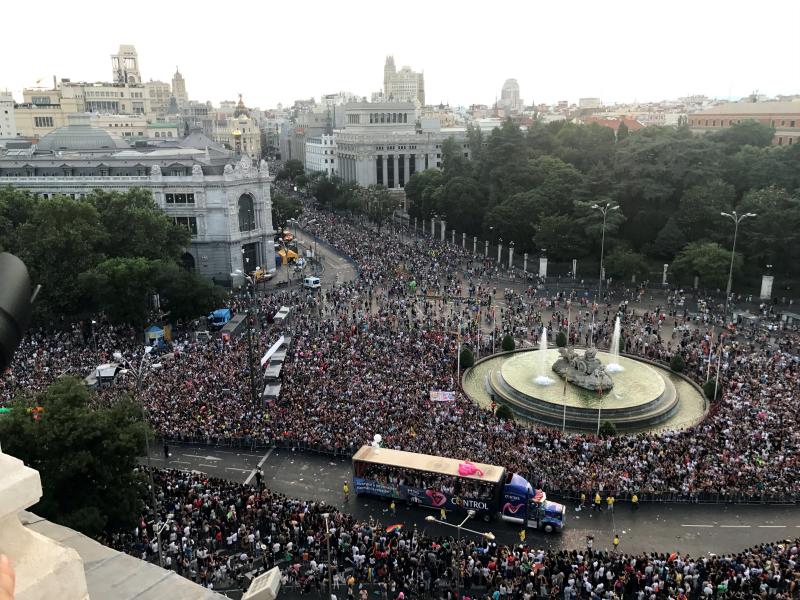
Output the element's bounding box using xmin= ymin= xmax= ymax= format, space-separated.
xmin=2 ymin=0 xmax=799 ymax=109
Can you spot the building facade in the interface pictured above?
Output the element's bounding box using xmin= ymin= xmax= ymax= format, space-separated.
xmin=210 ymin=96 xmax=262 ymax=159
xmin=111 ymin=44 xmax=142 ymax=84
xmin=688 ymin=102 xmax=800 ymax=146
xmin=383 ymin=56 xmax=425 ymax=106
xmin=0 ymin=119 xmax=274 ymax=283
xmin=172 ymin=68 xmax=188 ymax=107
xmin=335 ymin=101 xmax=469 ymax=189
xmin=145 ymin=81 xmax=172 ymax=116
xmin=500 ymin=79 xmax=522 ymax=114
xmin=305 ymin=134 xmax=337 ymax=176
xmin=0 ymin=92 xmax=16 ymax=138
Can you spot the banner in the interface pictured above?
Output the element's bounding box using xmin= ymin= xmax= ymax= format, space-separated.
xmin=429 ymin=391 xmax=456 ymax=402
xmin=260 ymin=335 xmax=285 ymax=367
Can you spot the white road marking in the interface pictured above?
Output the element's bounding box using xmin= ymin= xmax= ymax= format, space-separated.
xmin=245 ymin=448 xmax=274 ymax=485
xmin=681 ymin=524 xmax=713 ymax=528
xmin=199 ymin=463 xmax=218 ymax=468
xmin=182 ymin=454 xmax=222 ymax=461
xmin=720 ymin=525 xmax=751 ymax=528
xmin=147 ymin=457 xmax=165 ymax=461
xmin=225 ymin=467 xmax=251 ymax=472
xmin=758 ymin=525 xmax=786 ymax=528
xmin=170 ymin=460 xmax=190 ymax=464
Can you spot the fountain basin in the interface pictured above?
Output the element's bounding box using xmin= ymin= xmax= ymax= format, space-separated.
xmin=463 ymin=348 xmax=708 ymax=433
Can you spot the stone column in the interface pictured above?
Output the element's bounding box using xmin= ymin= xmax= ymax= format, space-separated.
xmin=523 ymin=253 xmax=528 ymax=273
xmin=404 ymin=155 xmax=410 ymax=186
xmin=462 ymin=232 xmax=466 ymax=248
xmin=484 ymin=240 xmax=489 ymax=257
xmin=394 ymin=155 xmax=400 ymax=189
xmin=440 ymin=220 xmax=446 ymax=242
xmin=0 ymin=449 xmax=89 ymax=599
xmin=382 ymin=155 xmax=388 ymax=187
xmin=497 ymin=242 xmax=502 ymax=264
xmin=414 ymin=217 xmax=417 ymax=234
xmin=451 ymin=230 xmax=455 ymax=245
xmin=508 ymin=245 xmax=514 ymax=270
xmin=473 ymin=236 xmax=477 ymax=255
xmin=431 ymin=218 xmax=435 ymax=238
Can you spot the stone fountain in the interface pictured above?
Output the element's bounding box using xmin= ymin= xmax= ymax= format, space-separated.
xmin=552 ymin=346 xmax=614 ymax=392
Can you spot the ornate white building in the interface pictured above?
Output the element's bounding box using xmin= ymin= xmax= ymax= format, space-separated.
xmin=0 ymin=118 xmax=273 ymax=283
xmin=305 ymin=134 xmax=336 ymax=176
xmin=335 ymin=101 xmax=469 ymax=189
xmin=383 ymin=56 xmax=425 ymax=106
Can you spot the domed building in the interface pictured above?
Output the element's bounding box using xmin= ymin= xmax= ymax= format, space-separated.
xmin=0 ymin=113 xmax=274 ymax=285
xmin=36 ymin=114 xmax=130 ymax=152
xmin=211 ymin=94 xmax=262 ymax=159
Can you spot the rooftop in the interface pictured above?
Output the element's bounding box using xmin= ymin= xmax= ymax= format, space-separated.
xmin=21 ymin=511 xmax=229 ymax=600
xmin=695 ymin=101 xmax=800 ymax=115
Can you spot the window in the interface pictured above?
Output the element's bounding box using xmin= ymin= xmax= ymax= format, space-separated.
xmin=238 ymin=194 xmax=256 ymax=232
xmin=173 ymin=216 xmax=197 ymax=236
xmin=34 ymin=116 xmax=54 ymax=128
xmin=791 ymin=121 xmax=796 ymax=127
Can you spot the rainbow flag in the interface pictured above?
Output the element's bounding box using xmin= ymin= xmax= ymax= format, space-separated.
xmin=385 ymin=524 xmax=404 ymax=533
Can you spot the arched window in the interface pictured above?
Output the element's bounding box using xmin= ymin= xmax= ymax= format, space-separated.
xmin=181 ymin=252 xmax=196 ymax=271
xmin=238 ymin=194 xmax=256 ymax=232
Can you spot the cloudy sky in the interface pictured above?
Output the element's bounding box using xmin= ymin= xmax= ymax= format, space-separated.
xmin=2 ymin=0 xmax=798 ymax=108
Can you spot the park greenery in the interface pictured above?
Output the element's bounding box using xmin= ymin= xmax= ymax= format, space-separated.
xmin=401 ymin=120 xmax=800 ymax=288
xmin=0 ymin=377 xmax=148 ymax=536
xmin=0 ymin=187 xmax=225 ymax=326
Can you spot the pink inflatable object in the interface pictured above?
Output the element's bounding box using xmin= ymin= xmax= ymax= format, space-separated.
xmin=458 ymin=461 xmax=484 ymax=477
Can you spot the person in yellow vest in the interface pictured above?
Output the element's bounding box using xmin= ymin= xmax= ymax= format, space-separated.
xmin=607 ymin=494 xmax=615 ymax=513
xmin=580 ymin=492 xmax=587 ymax=510
xmin=631 ymin=493 xmax=639 ymax=511
xmin=440 ymin=507 xmax=446 ymax=521
xmin=613 ymin=533 xmax=620 ymax=552
xmin=390 ymin=500 xmax=396 ymax=516
xmin=593 ymin=492 xmax=602 ymax=512
xmin=343 ymin=482 xmax=350 ymax=503
xmin=519 ymin=528 xmax=526 ymax=543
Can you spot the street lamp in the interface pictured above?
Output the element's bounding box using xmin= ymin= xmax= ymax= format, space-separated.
xmin=113 ymin=347 xmax=165 ymax=568
xmin=720 ymin=211 xmax=756 ymax=319
xmin=425 ymin=511 xmax=495 ymax=600
xmin=322 ymin=513 xmax=334 ymax=599
xmin=591 ymin=202 xmax=619 ymax=303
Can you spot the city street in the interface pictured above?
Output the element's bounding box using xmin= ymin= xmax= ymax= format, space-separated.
xmin=145 ymin=442 xmax=800 ymax=557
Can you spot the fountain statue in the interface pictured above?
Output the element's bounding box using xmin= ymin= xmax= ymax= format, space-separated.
xmin=552 ymin=346 xmax=614 ymax=392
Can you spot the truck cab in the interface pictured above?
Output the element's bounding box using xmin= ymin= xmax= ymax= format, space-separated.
xmin=207 ymin=308 xmax=232 ymax=331
xmin=500 ymin=473 xmax=565 ymax=533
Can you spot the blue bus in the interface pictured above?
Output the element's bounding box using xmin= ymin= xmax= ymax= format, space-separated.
xmin=352 ymin=445 xmax=565 ymax=532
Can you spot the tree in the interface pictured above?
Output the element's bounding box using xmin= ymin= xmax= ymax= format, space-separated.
xmin=674 ymin=181 xmax=735 ymax=244
xmin=271 ymin=194 xmax=302 ymax=229
xmin=604 ymin=248 xmax=650 ymax=282
xmin=14 ymin=195 xmax=108 ymax=319
xmin=616 ymin=122 xmax=629 ymax=142
xmin=459 ymin=346 xmax=475 ymax=369
xmin=702 ymin=379 xmax=719 ymax=402
xmin=599 ymin=420 xmax=617 ymax=437
xmin=495 ymin=404 xmax=513 ymax=420
xmin=439 ymin=176 xmax=485 ymax=235
xmin=556 ymin=330 xmax=567 ymax=347
xmin=501 ymin=334 xmax=515 ymax=352
xmin=533 ymin=214 xmax=590 ymax=259
xmin=405 ymin=170 xmax=444 ymax=220
xmin=736 ymin=187 xmax=800 ymax=277
xmin=362 ymin=185 xmax=396 ymax=232
xmin=670 ymin=354 xmax=685 ymax=373
xmin=155 ymin=261 xmax=226 ymax=324
xmin=0 ymin=377 xmax=148 ymax=536
xmin=710 ymin=120 xmax=775 ymax=151
xmin=276 ymin=159 xmax=304 ymax=182
xmin=79 ymin=257 xmax=160 ymax=326
xmin=671 ymin=242 xmax=740 ymax=290
xmin=88 ymin=189 xmax=190 ymax=261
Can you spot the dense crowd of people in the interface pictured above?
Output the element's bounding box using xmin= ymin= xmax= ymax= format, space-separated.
xmin=108 ymin=468 xmax=799 ymax=598
xmin=3 ymin=188 xmax=800 ymax=595
xmin=2 ymin=205 xmax=800 ymax=503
